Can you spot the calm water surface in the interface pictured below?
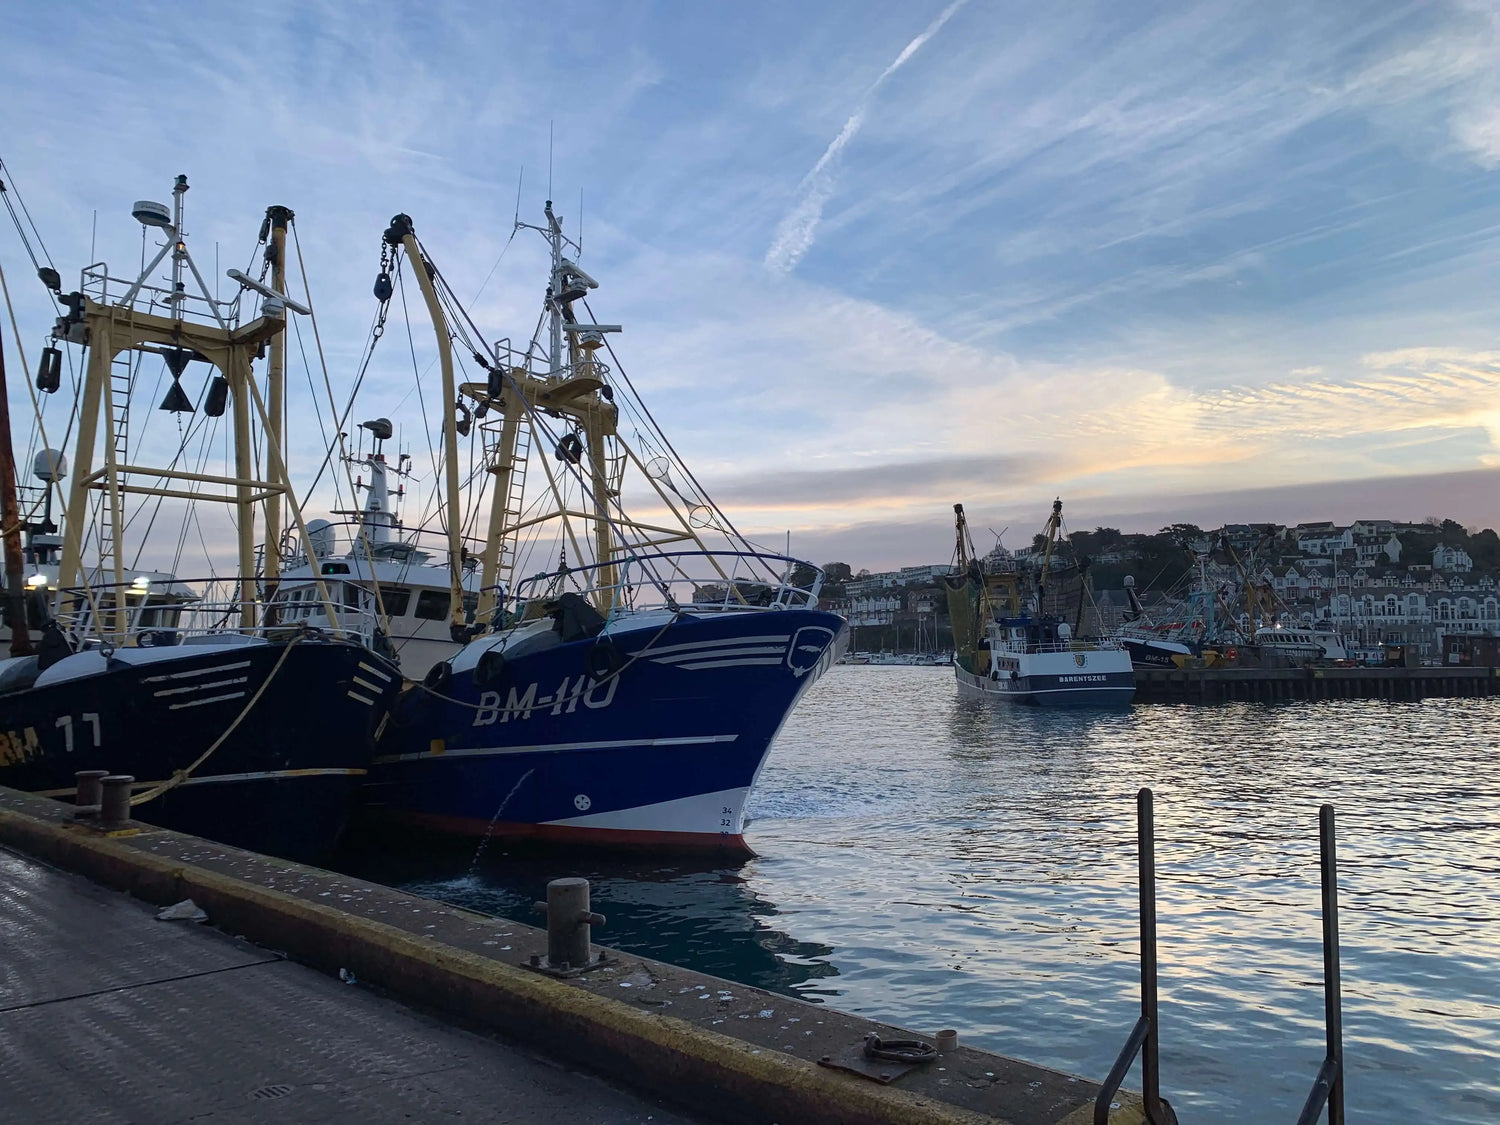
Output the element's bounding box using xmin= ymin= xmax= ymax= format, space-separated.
xmin=340 ymin=666 xmax=1500 ymax=1123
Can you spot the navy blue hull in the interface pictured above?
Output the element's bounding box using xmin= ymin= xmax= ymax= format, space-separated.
xmin=368 ymin=609 xmax=846 ymax=850
xmin=0 ymin=637 xmax=401 ymax=861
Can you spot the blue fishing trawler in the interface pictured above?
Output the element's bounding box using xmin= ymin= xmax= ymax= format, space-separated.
xmin=357 ymin=206 xmax=845 ymax=851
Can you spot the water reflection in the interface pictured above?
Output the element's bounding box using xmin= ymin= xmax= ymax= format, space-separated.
xmin=339 ymin=667 xmax=1500 ymax=1123
xmin=335 ymin=831 xmax=840 ymax=998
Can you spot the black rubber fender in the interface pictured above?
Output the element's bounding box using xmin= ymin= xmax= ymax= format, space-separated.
xmin=585 ymin=639 xmax=626 ymax=681
xmin=472 ymin=648 xmax=508 ymax=688
xmin=423 ymin=659 xmax=453 ymax=693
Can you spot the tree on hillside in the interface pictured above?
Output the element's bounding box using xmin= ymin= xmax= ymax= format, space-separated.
xmin=1470 ymin=529 xmax=1500 ymax=570
xmin=820 ymin=561 xmax=852 ymax=584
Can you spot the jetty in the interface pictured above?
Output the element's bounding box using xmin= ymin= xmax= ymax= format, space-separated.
xmin=1134 ymin=663 xmax=1499 ymax=703
xmin=0 ymin=787 xmax=1148 ymax=1125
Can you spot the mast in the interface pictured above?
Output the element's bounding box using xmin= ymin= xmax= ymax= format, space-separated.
xmin=263 ymin=205 xmax=291 ymax=587
xmin=0 ymin=312 xmax=33 ymax=655
xmin=55 ymin=176 xmax=340 ymax=639
xmin=1037 ymin=497 xmax=1063 ymax=611
xmin=387 ymin=214 xmax=466 ymax=639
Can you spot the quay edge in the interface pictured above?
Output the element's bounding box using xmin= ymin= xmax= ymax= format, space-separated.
xmin=0 ymin=787 xmax=1146 ymax=1125
xmin=1134 ymin=662 xmax=1500 ymax=703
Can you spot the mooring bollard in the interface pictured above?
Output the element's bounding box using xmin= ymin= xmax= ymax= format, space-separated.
xmin=99 ymin=775 xmax=135 ymax=828
xmin=934 ymin=1029 xmax=958 ymax=1053
xmin=533 ymin=877 xmax=605 ymax=969
xmin=74 ymin=770 xmax=110 ymax=817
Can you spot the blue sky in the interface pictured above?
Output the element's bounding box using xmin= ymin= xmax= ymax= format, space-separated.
xmin=5 ymin=1 xmax=1500 ymax=566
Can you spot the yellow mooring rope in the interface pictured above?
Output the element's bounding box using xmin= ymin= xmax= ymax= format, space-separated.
xmin=130 ymin=635 xmax=303 ymax=806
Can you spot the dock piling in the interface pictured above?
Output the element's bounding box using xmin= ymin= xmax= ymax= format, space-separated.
xmin=1294 ymin=805 xmax=1345 ymax=1125
xmin=1095 ymin=788 xmax=1177 ymax=1125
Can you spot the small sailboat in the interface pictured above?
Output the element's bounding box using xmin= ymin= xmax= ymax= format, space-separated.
xmin=946 ymin=501 xmax=1134 ymax=706
xmin=0 ymin=178 xmax=401 ymax=860
xmin=359 ymin=205 xmax=847 ymax=851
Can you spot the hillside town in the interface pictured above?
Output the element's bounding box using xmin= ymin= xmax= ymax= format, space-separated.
xmin=822 ymin=516 xmax=1500 ymax=664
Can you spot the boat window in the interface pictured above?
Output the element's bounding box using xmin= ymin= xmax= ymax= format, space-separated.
xmin=415 ymin=590 xmax=448 ymax=620
xmin=378 ymin=586 xmax=412 ymax=616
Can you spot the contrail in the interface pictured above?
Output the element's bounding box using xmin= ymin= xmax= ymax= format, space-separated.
xmin=764 ymin=0 xmax=969 ymax=275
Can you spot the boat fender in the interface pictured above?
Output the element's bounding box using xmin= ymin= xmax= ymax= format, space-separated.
xmin=1010 ymin=669 xmax=1020 ymax=680
xmin=473 ymin=648 xmax=508 ymax=688
xmin=423 ymin=660 xmax=453 ymax=693
xmin=585 ymin=639 xmax=626 ymax=681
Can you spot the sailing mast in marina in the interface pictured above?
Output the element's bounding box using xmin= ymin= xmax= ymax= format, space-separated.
xmin=0 ymin=175 xmax=402 ymax=861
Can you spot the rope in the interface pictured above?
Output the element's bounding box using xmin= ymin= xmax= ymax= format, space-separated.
xmin=130 ymin=634 xmax=303 ymax=806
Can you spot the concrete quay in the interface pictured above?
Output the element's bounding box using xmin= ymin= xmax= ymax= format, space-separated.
xmin=0 ymin=845 xmax=694 ymax=1124
xmin=0 ymin=787 xmax=1147 ymax=1125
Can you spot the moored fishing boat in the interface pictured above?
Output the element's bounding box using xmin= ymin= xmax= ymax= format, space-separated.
xmin=946 ymin=501 xmax=1134 ymax=706
xmin=358 ymin=205 xmax=846 ymax=851
xmin=0 ymin=178 xmax=400 ymax=860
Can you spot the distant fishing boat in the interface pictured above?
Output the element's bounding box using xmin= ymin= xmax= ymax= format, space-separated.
xmin=359 ymin=205 xmax=846 ymax=851
xmin=945 ymin=501 xmax=1134 ymax=706
xmin=0 ymin=178 xmax=400 ymax=860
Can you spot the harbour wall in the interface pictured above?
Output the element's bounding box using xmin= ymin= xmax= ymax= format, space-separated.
xmin=1135 ymin=663 xmax=1499 ymax=703
xmin=0 ymin=786 xmax=1145 ymax=1125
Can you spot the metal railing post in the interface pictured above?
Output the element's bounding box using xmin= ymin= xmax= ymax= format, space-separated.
xmin=1296 ymin=804 xmax=1344 ymax=1125
xmin=1095 ymin=787 xmax=1176 ymax=1124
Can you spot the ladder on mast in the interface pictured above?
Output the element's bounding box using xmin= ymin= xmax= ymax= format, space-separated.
xmin=96 ymin=349 xmax=136 ymax=571
xmin=493 ymin=417 xmax=532 ymax=592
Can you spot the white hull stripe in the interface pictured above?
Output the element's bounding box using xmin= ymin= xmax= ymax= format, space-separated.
xmin=347 ymin=691 xmax=376 ymax=706
xmin=29 ymin=767 xmax=367 ymax=798
xmin=649 ymin=645 xmax=785 ymax=664
xmin=628 ymin=634 xmax=789 ymax=657
xmin=141 ymin=660 xmax=253 ymax=683
xmin=168 ymin=691 xmax=248 ymax=710
xmin=358 ymin=662 xmax=395 ymax=682
xmin=674 ymin=657 xmax=784 ymax=670
xmin=352 ymin=676 xmax=383 ymax=694
xmin=373 ymin=733 xmax=738 ymax=765
xmin=544 ymin=785 xmax=752 ymax=834
xmin=153 ymin=676 xmax=249 ymax=698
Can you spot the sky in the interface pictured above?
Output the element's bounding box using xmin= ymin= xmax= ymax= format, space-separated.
xmin=5 ymin=1 xmax=1500 ymax=569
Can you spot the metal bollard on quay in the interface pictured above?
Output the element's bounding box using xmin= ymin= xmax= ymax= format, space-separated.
xmin=73 ymin=770 xmax=110 ymax=819
xmin=99 ymin=775 xmax=135 ymax=829
xmin=531 ymin=877 xmax=607 ymax=973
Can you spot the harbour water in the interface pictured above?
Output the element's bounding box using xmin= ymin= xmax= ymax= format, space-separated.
xmin=341 ymin=666 xmax=1500 ymax=1122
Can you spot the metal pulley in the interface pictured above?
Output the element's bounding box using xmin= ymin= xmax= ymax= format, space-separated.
xmin=373 ymin=270 xmax=393 ymax=302
xmin=554 ymin=431 xmax=584 ymax=464
xmin=35 ymin=346 xmax=61 ymax=393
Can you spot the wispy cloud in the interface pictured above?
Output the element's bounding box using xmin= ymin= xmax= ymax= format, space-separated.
xmin=763 ymin=0 xmax=968 ymax=274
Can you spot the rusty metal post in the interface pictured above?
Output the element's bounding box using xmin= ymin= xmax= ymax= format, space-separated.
xmin=1296 ymin=804 xmax=1345 ymax=1125
xmin=535 ymin=877 xmax=605 ymax=969
xmin=74 ymin=770 xmax=110 ymax=816
xmin=99 ymin=775 xmax=134 ymax=828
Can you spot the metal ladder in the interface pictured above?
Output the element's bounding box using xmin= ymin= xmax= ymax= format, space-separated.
xmin=96 ymin=349 xmax=136 ymax=571
xmin=494 ymin=418 xmax=532 ymax=591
